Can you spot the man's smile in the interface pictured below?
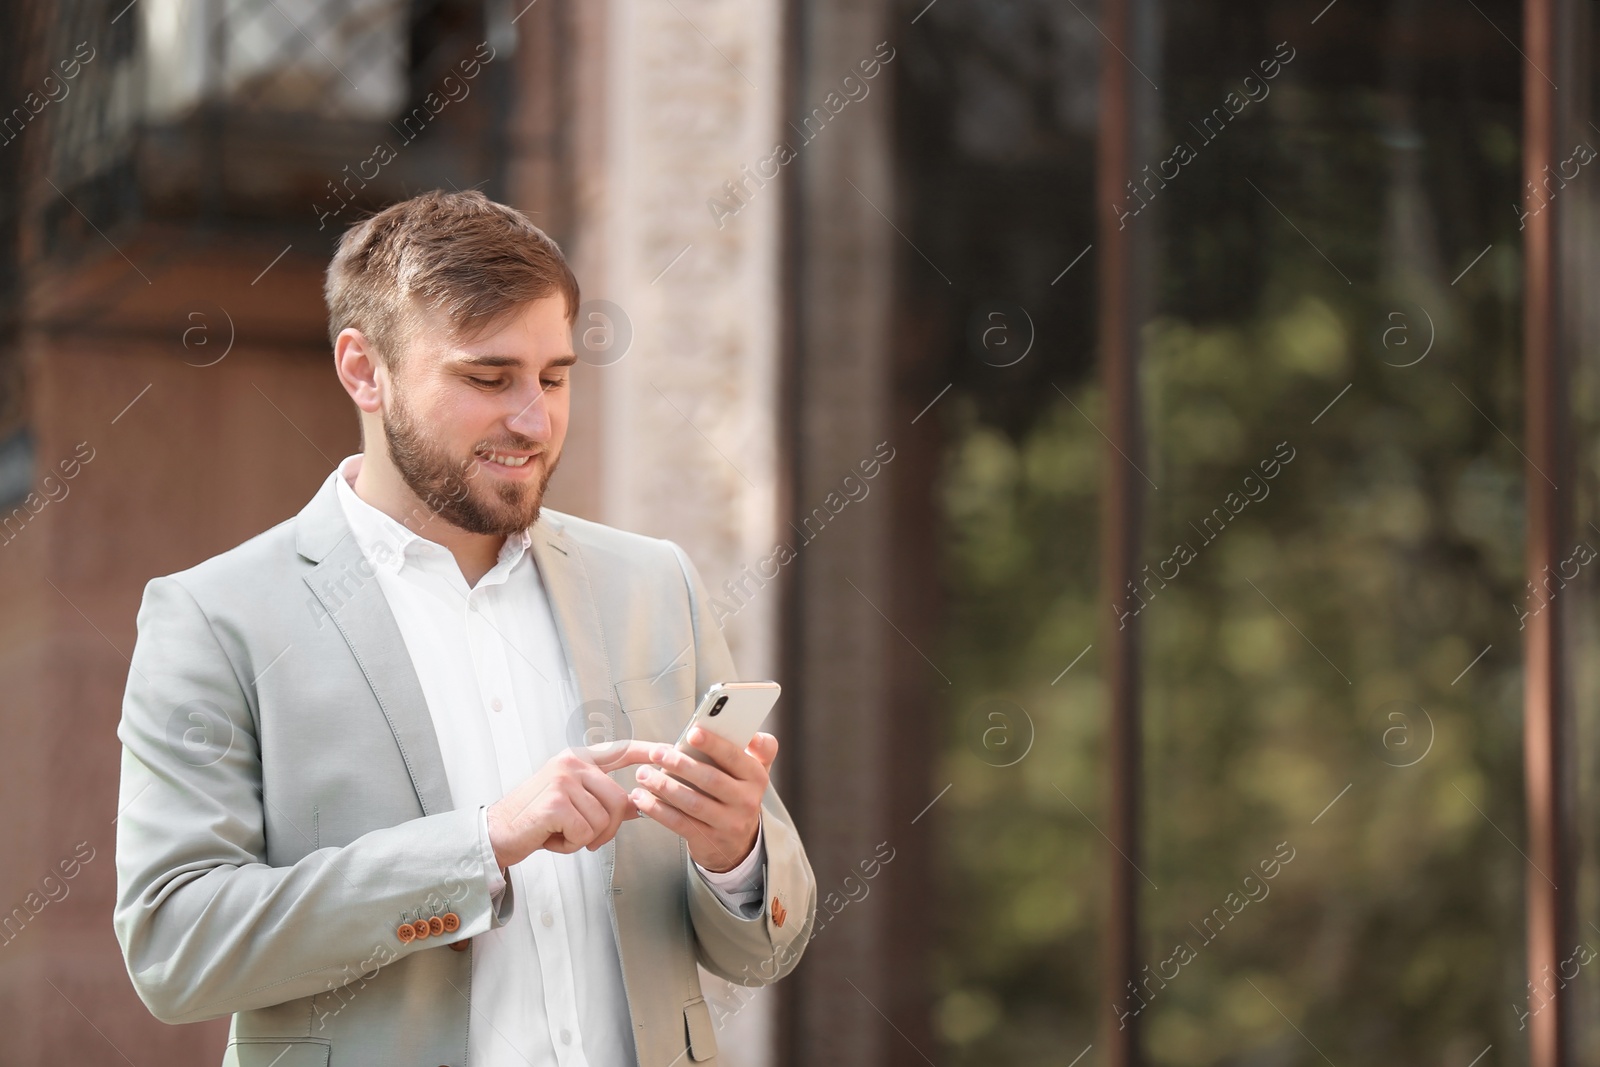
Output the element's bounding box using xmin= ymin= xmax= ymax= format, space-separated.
xmin=475 ymin=448 xmax=543 ymax=476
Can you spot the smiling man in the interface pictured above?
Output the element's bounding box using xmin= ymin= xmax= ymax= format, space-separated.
xmin=113 ymin=190 xmax=816 ymax=1067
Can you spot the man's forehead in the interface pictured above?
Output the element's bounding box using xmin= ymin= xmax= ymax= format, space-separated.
xmin=408 ymin=292 xmax=572 ymax=340
xmin=408 ymin=297 xmax=576 ymax=369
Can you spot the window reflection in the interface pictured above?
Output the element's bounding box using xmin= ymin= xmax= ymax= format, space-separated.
xmin=903 ymin=0 xmax=1533 ymax=1062
xmin=140 ymin=0 xmax=409 ymax=120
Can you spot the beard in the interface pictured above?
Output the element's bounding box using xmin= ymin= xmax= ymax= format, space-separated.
xmin=382 ymin=384 xmax=560 ymax=538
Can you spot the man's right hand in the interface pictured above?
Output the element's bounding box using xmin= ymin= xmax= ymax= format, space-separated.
xmin=486 ymin=741 xmax=664 ymax=869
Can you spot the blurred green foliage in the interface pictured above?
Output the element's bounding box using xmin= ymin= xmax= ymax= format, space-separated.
xmin=905 ymin=0 xmax=1555 ymax=1063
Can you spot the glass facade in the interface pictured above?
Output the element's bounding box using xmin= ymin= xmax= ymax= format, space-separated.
xmin=897 ymin=0 xmax=1600 ymax=1063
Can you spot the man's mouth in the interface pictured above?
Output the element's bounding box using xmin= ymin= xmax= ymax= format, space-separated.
xmin=477 ymin=449 xmax=537 ymax=468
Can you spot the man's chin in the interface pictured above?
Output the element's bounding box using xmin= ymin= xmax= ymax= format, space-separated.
xmin=461 ymin=485 xmax=545 ymax=537
xmin=444 ymin=449 xmax=558 ymax=536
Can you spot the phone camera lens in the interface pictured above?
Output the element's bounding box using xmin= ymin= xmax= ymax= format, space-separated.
xmin=710 ymin=696 xmax=728 ymax=717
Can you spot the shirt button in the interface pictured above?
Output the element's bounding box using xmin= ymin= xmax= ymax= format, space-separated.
xmin=490 ymin=697 xmax=503 ymax=712
xmin=541 ymin=911 xmax=554 ymax=928
xmin=560 ymin=1029 xmax=572 ymax=1045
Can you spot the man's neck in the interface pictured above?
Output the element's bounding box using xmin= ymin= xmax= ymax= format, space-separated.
xmin=350 ymin=453 xmax=506 ymax=587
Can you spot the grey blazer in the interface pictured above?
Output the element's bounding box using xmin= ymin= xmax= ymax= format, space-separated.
xmin=112 ymin=469 xmax=816 ymax=1067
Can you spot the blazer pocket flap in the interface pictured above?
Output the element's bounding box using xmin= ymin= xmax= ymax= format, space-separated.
xmin=224 ymin=1039 xmax=331 ymax=1067
xmin=683 ymin=996 xmax=719 ymax=1062
xmin=615 ymin=663 xmax=696 ymax=713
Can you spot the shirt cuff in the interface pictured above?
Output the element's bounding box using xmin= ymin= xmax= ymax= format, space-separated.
xmin=479 ymin=806 xmax=508 ymax=900
xmin=694 ymin=820 xmax=765 ymax=912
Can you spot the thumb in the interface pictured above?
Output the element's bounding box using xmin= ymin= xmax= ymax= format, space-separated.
xmin=748 ymin=731 xmax=780 ymax=769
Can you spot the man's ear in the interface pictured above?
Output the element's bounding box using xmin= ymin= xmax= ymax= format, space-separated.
xmin=334 ymin=327 xmax=385 ymax=415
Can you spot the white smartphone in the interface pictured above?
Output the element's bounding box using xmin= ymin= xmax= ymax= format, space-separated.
xmin=673 ymin=681 xmax=781 ymax=770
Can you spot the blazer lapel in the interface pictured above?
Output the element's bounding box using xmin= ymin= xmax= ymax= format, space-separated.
xmin=296 ymin=471 xmax=455 ymax=818
xmin=528 ymin=515 xmax=637 ymax=893
xmin=527 ymin=515 xmax=615 ymax=727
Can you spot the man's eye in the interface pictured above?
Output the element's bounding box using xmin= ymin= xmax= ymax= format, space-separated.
xmin=469 ymin=377 xmax=504 ymax=388
xmin=541 ymin=378 xmax=567 ymax=391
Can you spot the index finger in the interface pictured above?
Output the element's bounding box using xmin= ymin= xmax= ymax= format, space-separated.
xmin=583 ymin=739 xmax=668 ymax=773
xmin=681 ymin=726 xmax=765 ymax=781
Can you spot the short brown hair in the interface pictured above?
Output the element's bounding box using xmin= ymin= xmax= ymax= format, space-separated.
xmin=323 ymin=189 xmax=580 ymax=369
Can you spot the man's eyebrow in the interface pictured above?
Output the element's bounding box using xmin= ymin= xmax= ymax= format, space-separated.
xmin=450 ymin=353 xmax=579 ymax=369
xmin=451 ymin=354 xmax=521 ymax=368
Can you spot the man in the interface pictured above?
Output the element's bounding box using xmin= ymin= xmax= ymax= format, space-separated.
xmin=113 ymin=190 xmax=816 ymax=1067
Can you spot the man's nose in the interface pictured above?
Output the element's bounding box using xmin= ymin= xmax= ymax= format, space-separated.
xmin=506 ymin=387 xmax=552 ymax=440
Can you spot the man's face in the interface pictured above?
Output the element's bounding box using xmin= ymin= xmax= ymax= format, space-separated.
xmin=381 ymin=295 xmax=574 ymax=537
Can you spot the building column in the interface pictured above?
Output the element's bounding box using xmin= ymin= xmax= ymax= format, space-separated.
xmin=782 ymin=2 xmax=929 ymax=1065
xmin=545 ymin=1 xmax=788 ymax=1062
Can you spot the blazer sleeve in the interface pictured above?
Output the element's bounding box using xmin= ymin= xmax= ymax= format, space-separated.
xmin=664 ymin=541 xmax=818 ymax=986
xmin=112 ymin=576 xmax=515 ymax=1025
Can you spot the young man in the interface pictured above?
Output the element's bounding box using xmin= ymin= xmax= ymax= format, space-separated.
xmin=113 ymin=190 xmax=815 ymax=1067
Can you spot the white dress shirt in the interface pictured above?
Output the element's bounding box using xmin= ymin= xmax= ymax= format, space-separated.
xmin=332 ymin=454 xmax=763 ymax=1067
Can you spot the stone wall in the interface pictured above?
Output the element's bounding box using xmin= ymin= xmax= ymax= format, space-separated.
xmin=544 ymin=1 xmax=789 ymax=1062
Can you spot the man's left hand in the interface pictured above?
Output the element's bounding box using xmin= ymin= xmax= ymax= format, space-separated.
xmin=630 ymin=728 xmax=777 ymax=873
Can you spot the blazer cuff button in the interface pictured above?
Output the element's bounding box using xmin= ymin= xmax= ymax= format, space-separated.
xmin=441 ymin=912 xmax=461 ymax=933
xmin=397 ymin=923 xmax=417 ymax=943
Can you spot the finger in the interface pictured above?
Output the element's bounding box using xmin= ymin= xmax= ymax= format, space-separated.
xmin=573 ymin=739 xmax=660 ymax=773
xmin=746 ymin=731 xmax=779 ymax=770
xmin=542 ymin=832 xmax=584 ymax=855
xmin=682 ymin=726 xmax=764 ymax=781
xmin=534 ymin=794 xmax=590 ymax=854
xmin=585 ymin=739 xmax=667 ymax=774
xmin=578 ymin=760 xmax=645 ymax=819
xmin=651 ymin=747 xmax=740 ymax=804
xmin=560 ymin=785 xmax=610 ymax=848
xmin=585 ymin=774 xmax=639 ymax=846
xmin=629 ymin=787 xmax=730 ymax=866
xmin=635 ymin=763 xmax=725 ymax=823
xmin=636 ymin=790 xmax=742 ymax=870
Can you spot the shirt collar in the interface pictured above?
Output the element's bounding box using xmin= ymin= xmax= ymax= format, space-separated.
xmin=332 ymin=454 xmax=533 ymax=578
